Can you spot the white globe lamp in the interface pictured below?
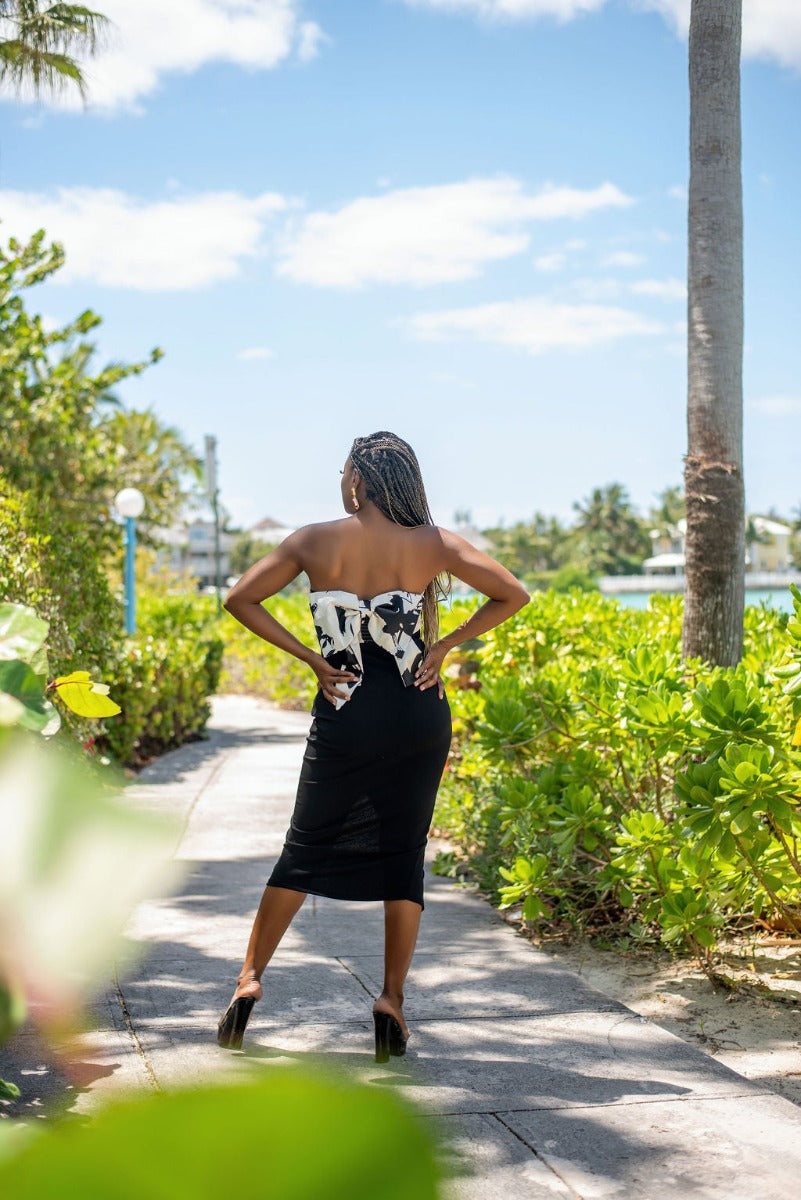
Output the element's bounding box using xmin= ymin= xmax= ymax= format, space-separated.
xmin=114 ymin=488 xmax=146 ymax=634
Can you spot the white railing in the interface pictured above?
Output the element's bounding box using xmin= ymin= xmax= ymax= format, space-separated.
xmin=599 ymin=572 xmax=801 ymax=594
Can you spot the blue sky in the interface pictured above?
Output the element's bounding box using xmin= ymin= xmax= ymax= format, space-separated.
xmin=1 ymin=0 xmax=799 ymax=532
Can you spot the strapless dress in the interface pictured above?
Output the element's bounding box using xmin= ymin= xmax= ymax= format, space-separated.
xmin=265 ymin=589 xmax=452 ymax=908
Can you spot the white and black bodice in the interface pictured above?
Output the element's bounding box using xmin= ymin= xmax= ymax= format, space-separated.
xmin=309 ymin=589 xmax=425 ymax=710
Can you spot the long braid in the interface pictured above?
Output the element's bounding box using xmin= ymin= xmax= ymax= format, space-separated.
xmin=349 ymin=431 xmax=450 ymax=649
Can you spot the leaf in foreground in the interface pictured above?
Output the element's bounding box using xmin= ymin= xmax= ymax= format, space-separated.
xmin=0 ymin=1071 xmax=441 ymax=1199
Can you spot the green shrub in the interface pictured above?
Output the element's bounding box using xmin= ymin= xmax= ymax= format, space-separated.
xmin=136 ymin=589 xmax=220 ymax=639
xmin=0 ymin=485 xmax=124 ymax=749
xmin=95 ymin=633 xmax=223 ymax=767
xmin=523 ymin=565 xmax=598 ymax=593
xmin=0 ymin=486 xmax=120 ymax=682
xmin=435 ymin=586 xmax=801 ymax=960
xmin=217 ymin=594 xmax=319 ymax=710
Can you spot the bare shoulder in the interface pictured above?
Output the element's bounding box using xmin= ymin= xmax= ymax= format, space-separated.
xmin=436 ymin=525 xmax=469 ymax=549
xmin=283 ymin=518 xmax=350 ymax=550
xmin=434 ymin=525 xmax=484 ymax=560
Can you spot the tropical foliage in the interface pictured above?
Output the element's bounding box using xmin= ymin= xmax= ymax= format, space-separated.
xmin=0 ymin=482 xmax=121 ymax=690
xmin=219 ymin=593 xmax=319 ymax=710
xmin=228 ymin=531 xmax=279 ymax=577
xmin=0 ymin=232 xmax=220 ymax=764
xmin=478 ymin=482 xmax=801 ymax=591
xmin=0 ymin=232 xmax=202 ymax=561
xmin=480 ymin=483 xmax=689 ymax=585
xmin=570 ymin=482 xmax=651 ymax=575
xmin=96 ymin=618 xmax=223 ymax=767
xmin=434 ymin=586 xmax=801 ymax=963
xmin=483 ymin=512 xmax=571 ymax=578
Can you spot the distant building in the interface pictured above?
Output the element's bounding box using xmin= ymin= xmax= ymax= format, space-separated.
xmin=747 ymin=517 xmax=792 ymax=572
xmin=248 ymin=517 xmax=298 ymax=544
xmin=152 ymin=518 xmax=238 ymax=588
xmin=644 ymin=521 xmax=686 ymax=575
xmin=151 ymin=515 xmax=300 ymax=589
xmin=643 ymin=515 xmax=794 ymax=576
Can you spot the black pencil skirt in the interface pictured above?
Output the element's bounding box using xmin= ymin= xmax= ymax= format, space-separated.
xmin=266 ymin=628 xmax=452 ymax=909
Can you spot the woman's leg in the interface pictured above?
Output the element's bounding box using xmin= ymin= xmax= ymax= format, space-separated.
xmin=374 ymin=898 xmax=422 ymax=1038
xmin=230 ymin=885 xmax=307 ymax=1003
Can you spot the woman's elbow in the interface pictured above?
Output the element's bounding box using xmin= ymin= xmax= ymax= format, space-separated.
xmin=511 ymin=584 xmax=530 ymax=612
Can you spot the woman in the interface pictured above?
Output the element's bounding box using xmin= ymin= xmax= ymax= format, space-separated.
xmin=218 ymin=431 xmax=528 ymax=1061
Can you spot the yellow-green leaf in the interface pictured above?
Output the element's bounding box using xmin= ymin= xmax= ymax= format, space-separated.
xmin=53 ymin=671 xmax=121 ymax=718
xmin=792 ymin=717 xmax=801 ymax=747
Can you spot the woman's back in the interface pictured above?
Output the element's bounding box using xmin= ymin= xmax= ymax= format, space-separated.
xmin=298 ymin=516 xmax=444 ymax=598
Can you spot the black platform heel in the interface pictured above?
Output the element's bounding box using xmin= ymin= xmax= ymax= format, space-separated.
xmin=373 ymin=1010 xmax=408 ymax=1063
xmin=217 ymin=995 xmax=256 ymax=1049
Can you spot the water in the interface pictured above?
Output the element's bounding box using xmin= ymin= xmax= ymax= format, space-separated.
xmin=607 ymin=588 xmax=795 ymax=614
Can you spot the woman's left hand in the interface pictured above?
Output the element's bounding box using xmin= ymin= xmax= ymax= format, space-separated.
xmin=414 ymin=642 xmax=448 ymax=699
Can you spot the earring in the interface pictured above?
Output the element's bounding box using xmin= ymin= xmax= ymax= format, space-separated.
xmin=351 ymin=486 xmax=360 ymax=511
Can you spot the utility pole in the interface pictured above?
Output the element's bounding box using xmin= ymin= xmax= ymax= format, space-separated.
xmin=204 ymin=434 xmax=223 ymax=616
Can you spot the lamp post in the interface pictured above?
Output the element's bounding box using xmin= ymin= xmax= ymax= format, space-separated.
xmin=114 ymin=487 xmax=145 ymax=635
xmin=204 ymin=435 xmax=223 ymax=616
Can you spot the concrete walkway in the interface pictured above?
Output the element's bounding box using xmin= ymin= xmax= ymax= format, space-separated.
xmin=4 ymin=694 xmax=801 ymax=1197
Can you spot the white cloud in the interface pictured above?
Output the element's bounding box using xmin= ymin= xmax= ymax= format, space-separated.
xmin=405 ymin=297 xmax=666 ymax=355
xmin=533 ymin=238 xmax=586 ymax=271
xmin=533 ymin=251 xmax=567 ymax=272
xmin=276 ymin=178 xmax=633 ymax=288
xmin=0 ymin=186 xmax=287 ymax=290
xmin=629 ymin=0 xmax=687 ymax=35
xmin=407 ymin=0 xmax=801 ymax=69
xmin=237 ymin=346 xmax=275 ymax=360
xmin=668 ymin=184 xmax=687 ymax=201
xmin=297 ymin=19 xmax=327 ymax=62
xmin=600 ymin=250 xmax=645 ymax=268
xmin=632 ymin=1 xmax=801 ymax=70
xmin=0 ymin=1 xmax=324 ymax=113
xmin=748 ymin=395 xmax=801 ymax=416
xmin=630 ymin=276 xmax=686 ymax=301
xmin=561 ymin=275 xmax=623 ymax=301
xmin=403 ymin=0 xmax=606 ymax=20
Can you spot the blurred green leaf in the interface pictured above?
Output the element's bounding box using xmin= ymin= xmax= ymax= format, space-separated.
xmin=0 ymin=984 xmax=26 ymax=1042
xmin=0 ymin=734 xmax=180 ymax=1017
xmin=0 ymin=603 xmax=49 ymax=676
xmin=0 ymin=1072 xmax=440 ymax=1199
xmin=0 ymin=660 xmax=54 ymax=732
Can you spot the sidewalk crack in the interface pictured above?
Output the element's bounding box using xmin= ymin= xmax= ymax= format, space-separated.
xmin=112 ymin=966 xmax=160 ymax=1093
xmin=335 ymin=956 xmax=377 ymax=1000
xmin=492 ymin=1112 xmax=584 ymax=1198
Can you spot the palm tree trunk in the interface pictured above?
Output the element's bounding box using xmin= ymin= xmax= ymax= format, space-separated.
xmin=682 ymin=0 xmax=744 ymax=666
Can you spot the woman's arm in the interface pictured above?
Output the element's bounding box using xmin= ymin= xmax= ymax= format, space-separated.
xmin=223 ymin=531 xmax=357 ymax=704
xmin=414 ymin=529 xmax=529 ymax=691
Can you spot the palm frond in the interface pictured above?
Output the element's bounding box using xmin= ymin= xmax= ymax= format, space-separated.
xmin=0 ymin=1 xmax=111 ymax=99
xmin=0 ymin=39 xmax=86 ymax=96
xmin=18 ymin=4 xmax=109 ymax=54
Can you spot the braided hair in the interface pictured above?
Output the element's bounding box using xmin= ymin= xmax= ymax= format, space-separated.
xmin=349 ymin=431 xmax=450 ymax=649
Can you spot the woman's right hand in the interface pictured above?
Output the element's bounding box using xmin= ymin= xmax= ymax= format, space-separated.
xmin=310 ymin=654 xmax=359 ymax=706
